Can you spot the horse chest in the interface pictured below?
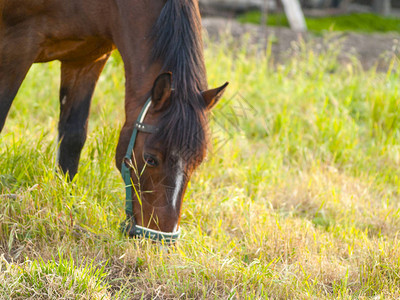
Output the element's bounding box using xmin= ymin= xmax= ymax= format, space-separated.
xmin=35 ymin=38 xmax=114 ymax=63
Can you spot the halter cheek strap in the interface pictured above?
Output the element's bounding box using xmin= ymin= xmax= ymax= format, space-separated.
xmin=120 ymin=97 xmax=181 ymax=243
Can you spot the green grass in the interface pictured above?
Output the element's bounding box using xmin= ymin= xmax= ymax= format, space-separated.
xmin=1 ymin=34 xmax=400 ymax=298
xmin=0 ymin=253 xmax=109 ymax=299
xmin=238 ymin=12 xmax=400 ymax=33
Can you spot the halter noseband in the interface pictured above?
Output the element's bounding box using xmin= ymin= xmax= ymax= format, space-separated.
xmin=120 ymin=97 xmax=181 ymax=244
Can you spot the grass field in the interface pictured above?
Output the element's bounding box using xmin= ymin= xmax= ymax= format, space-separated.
xmin=238 ymin=12 xmax=400 ymax=34
xmin=1 ymin=34 xmax=400 ymax=299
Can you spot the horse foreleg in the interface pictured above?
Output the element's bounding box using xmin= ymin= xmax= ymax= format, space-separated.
xmin=58 ymin=55 xmax=110 ymax=179
xmin=0 ymin=44 xmax=35 ymax=132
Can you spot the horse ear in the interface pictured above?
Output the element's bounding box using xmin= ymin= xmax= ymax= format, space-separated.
xmin=151 ymin=72 xmax=172 ymax=111
xmin=202 ymin=82 xmax=229 ymax=110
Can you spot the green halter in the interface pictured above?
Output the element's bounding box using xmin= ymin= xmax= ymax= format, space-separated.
xmin=120 ymin=97 xmax=181 ymax=244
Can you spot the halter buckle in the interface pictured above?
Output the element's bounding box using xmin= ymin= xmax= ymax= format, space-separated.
xmin=135 ymin=121 xmax=159 ymax=133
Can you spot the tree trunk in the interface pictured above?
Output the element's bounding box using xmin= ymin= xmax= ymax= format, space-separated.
xmin=281 ymin=0 xmax=307 ymax=32
xmin=260 ymin=0 xmax=268 ymax=26
xmin=373 ymin=0 xmax=391 ymax=16
xmin=338 ymin=0 xmax=353 ymax=9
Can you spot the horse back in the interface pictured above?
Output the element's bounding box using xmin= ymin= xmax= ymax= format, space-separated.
xmin=2 ymin=0 xmax=111 ymax=32
xmin=1 ymin=0 xmax=115 ymax=62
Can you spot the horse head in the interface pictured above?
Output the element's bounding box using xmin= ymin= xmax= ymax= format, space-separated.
xmin=121 ymin=72 xmax=228 ymax=242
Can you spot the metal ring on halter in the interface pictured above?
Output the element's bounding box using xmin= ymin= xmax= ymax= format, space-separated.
xmin=134 ymin=122 xmax=159 ymax=134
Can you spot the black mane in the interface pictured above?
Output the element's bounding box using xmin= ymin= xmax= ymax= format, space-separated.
xmin=150 ymin=0 xmax=209 ymax=167
xmin=151 ymin=0 xmax=207 ymax=97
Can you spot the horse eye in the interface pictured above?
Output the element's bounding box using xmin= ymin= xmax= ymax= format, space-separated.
xmin=143 ymin=153 xmax=159 ymax=167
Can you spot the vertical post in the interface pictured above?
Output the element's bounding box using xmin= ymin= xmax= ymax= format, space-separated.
xmin=261 ymin=0 xmax=268 ymax=27
xmin=373 ymin=0 xmax=391 ymax=16
xmin=332 ymin=0 xmax=341 ymax=8
xmin=338 ymin=0 xmax=352 ymax=9
xmin=280 ymin=0 xmax=307 ymax=32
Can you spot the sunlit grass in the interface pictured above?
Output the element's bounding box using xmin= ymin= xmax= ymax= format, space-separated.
xmin=0 ymin=33 xmax=400 ymax=298
xmin=0 ymin=253 xmax=109 ymax=299
xmin=238 ymin=12 xmax=400 ymax=34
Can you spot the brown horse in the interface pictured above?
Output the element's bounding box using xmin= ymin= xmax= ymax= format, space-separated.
xmin=0 ymin=0 xmax=227 ymax=239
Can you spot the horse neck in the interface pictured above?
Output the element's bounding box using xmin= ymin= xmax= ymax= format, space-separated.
xmin=113 ymin=0 xmax=207 ymax=123
xmin=112 ymin=0 xmax=165 ymax=119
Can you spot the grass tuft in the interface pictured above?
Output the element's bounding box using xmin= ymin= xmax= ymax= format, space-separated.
xmin=0 ymin=253 xmax=109 ymax=299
